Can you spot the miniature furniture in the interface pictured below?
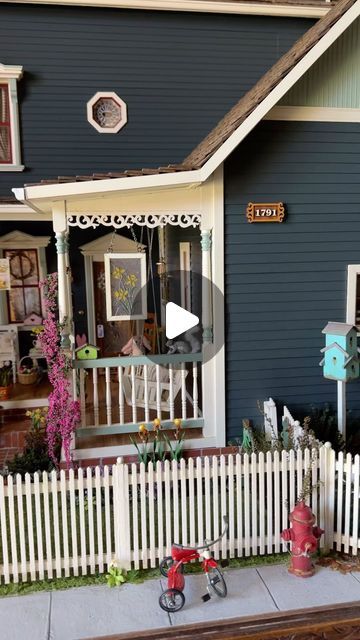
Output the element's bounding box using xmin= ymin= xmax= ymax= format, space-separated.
xmin=122 ymin=364 xmax=187 ymax=413
xmin=0 ymin=324 xmax=20 ymax=384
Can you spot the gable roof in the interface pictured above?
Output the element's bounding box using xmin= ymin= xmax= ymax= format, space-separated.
xmin=17 ymin=0 xmax=359 ymax=199
xmin=184 ymin=0 xmax=357 ymax=168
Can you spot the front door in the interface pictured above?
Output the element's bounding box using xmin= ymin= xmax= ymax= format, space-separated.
xmin=93 ymin=261 xmax=131 ymax=356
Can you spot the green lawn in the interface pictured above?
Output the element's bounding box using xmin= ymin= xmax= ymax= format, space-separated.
xmin=0 ymin=552 xmax=289 ymax=597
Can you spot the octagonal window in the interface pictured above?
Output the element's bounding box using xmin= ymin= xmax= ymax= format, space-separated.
xmin=87 ymin=92 xmax=127 ymax=134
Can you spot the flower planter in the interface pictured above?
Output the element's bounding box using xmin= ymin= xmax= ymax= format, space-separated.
xmin=0 ymin=385 xmax=11 ymax=401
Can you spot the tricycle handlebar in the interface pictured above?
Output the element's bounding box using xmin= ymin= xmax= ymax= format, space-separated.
xmin=174 ymin=516 xmax=228 ymax=551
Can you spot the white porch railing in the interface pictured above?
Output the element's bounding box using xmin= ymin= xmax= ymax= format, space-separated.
xmin=73 ymin=353 xmax=203 ymax=438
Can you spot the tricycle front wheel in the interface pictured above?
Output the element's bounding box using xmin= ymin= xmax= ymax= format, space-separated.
xmin=159 ymin=588 xmax=185 ymax=612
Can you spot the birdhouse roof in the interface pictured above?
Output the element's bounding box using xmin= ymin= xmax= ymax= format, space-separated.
xmin=75 ymin=343 xmax=100 ymax=352
xmin=320 ymin=343 xmax=349 ymax=357
xmin=322 ymin=322 xmax=356 ymax=336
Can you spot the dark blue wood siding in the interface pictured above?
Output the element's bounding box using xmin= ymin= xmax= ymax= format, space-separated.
xmin=224 ymin=120 xmax=360 ymax=440
xmin=0 ymin=3 xmax=313 ymax=196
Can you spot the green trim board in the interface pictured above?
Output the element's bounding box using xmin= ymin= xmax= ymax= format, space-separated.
xmin=281 ymin=17 xmax=360 ymax=108
xmin=73 ymin=353 xmax=203 ymax=369
xmin=76 ymin=418 xmax=204 ymax=438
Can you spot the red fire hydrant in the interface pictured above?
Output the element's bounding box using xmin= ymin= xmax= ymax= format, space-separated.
xmin=281 ymin=501 xmax=324 ymax=578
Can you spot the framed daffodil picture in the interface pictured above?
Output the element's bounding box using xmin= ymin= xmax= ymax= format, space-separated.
xmin=104 ymin=252 xmax=147 ymax=321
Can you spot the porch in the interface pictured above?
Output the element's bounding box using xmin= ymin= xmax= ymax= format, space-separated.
xmin=7 ymin=170 xmax=225 ymax=461
xmin=72 ymin=353 xmax=204 ymax=461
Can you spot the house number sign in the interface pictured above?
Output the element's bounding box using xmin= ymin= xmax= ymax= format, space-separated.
xmin=246 ymin=202 xmax=285 ymax=223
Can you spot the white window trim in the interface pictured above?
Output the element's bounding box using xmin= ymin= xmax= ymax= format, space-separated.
xmin=346 ymin=264 xmax=360 ymax=325
xmin=87 ymin=91 xmax=127 ymax=134
xmin=0 ymin=63 xmax=24 ymax=172
xmin=0 ymin=230 xmax=50 ymax=323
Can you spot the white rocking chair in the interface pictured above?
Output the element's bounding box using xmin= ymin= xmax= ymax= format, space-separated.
xmin=122 ymin=364 xmax=187 ymax=413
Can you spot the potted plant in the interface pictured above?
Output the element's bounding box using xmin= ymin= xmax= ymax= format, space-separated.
xmin=0 ymin=360 xmax=13 ymax=400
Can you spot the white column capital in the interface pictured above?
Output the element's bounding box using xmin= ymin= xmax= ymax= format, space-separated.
xmin=201 ymin=229 xmax=212 ymax=252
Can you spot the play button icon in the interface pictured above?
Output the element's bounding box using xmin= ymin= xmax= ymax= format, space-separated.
xmin=165 ymin=302 xmax=199 ymax=340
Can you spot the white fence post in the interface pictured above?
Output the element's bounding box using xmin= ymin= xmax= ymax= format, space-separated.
xmin=319 ymin=442 xmax=335 ymax=552
xmin=113 ymin=457 xmax=132 ymax=570
xmin=264 ymin=398 xmax=277 ymax=441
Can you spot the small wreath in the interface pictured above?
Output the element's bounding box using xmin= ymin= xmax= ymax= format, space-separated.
xmin=9 ymin=252 xmax=35 ymax=281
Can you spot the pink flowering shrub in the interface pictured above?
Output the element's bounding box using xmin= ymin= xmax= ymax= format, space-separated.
xmin=38 ymin=273 xmax=80 ymax=468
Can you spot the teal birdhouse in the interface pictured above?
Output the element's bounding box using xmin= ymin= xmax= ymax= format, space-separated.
xmin=75 ymin=343 xmax=100 ymax=360
xmin=320 ymin=322 xmax=359 ymax=382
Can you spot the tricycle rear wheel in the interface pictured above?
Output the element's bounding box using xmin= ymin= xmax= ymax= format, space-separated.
xmin=207 ymin=566 xmax=227 ymax=598
xmin=160 ymin=556 xmax=184 ymax=577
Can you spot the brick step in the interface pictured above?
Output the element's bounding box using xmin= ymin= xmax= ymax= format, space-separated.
xmin=0 ymin=408 xmax=29 ymax=424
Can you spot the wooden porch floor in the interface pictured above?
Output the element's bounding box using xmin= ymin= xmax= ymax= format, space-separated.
xmin=0 ymin=377 xmax=52 ymax=411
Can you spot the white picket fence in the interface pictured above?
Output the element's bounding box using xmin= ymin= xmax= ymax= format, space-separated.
xmin=0 ymin=444 xmax=359 ymax=584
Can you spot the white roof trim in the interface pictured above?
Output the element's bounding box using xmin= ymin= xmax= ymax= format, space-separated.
xmin=0 ymin=204 xmax=52 ymax=221
xmin=13 ymin=0 xmax=360 ymax=208
xmin=0 ymin=0 xmax=331 ymax=19
xmin=13 ymin=170 xmax=203 ymax=202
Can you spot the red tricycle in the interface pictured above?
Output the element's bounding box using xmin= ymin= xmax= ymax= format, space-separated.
xmin=159 ymin=516 xmax=228 ymax=612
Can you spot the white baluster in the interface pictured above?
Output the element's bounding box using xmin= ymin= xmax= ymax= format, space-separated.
xmin=181 ymin=362 xmax=187 ymax=420
xmin=93 ymin=368 xmax=99 ymax=427
xmin=131 ymin=365 xmax=137 ymax=423
xmin=105 ymin=366 xmax=112 ymax=425
xmin=156 ymin=364 xmax=161 ymax=420
xmin=118 ymin=366 xmax=124 ymax=424
xmin=193 ymin=362 xmax=198 ymax=419
xmin=144 ymin=364 xmax=150 ymax=423
xmin=169 ymin=364 xmax=174 ymax=420
xmin=79 ymin=369 xmax=86 ymax=427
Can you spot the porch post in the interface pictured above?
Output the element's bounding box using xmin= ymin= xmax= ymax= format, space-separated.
xmin=201 ymin=229 xmax=213 ymax=343
xmin=53 ymin=202 xmax=71 ymax=349
xmin=53 ymin=202 xmax=77 ymax=460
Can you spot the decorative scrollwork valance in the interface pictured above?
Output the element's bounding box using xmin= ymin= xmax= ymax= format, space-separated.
xmin=67 ymin=213 xmax=201 ymax=230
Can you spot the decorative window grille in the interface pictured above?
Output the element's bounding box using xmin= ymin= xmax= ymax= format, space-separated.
xmin=4 ymin=249 xmax=42 ymax=322
xmin=0 ymin=85 xmax=11 ymax=164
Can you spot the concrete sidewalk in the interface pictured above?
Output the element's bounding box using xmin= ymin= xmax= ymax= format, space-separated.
xmin=1 ymin=564 xmax=360 ymax=640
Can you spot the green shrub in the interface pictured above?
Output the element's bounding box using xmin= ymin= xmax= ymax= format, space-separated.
xmin=306 ymin=404 xmax=345 ymax=453
xmin=7 ymin=408 xmax=60 ymax=476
